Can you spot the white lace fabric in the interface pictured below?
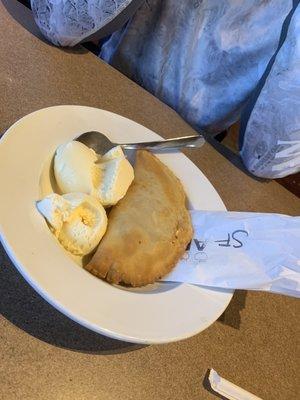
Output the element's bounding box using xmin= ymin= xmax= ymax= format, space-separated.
xmin=31 ymin=0 xmax=133 ymax=46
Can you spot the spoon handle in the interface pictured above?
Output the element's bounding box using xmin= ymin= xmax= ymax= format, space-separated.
xmin=122 ymin=134 xmax=205 ymax=151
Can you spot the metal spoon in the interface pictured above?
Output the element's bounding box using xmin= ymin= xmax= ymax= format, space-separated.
xmin=76 ymin=131 xmax=205 ymax=155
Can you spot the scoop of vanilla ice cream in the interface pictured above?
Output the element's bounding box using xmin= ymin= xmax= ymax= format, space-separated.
xmin=54 ymin=141 xmax=100 ymax=194
xmin=36 ymin=193 xmax=71 ymax=232
xmin=58 ymin=193 xmax=107 ymax=255
xmin=97 ymin=155 xmax=134 ymax=206
xmin=37 ymin=193 xmax=107 ymax=256
xmin=53 ymin=141 xmax=134 ymax=207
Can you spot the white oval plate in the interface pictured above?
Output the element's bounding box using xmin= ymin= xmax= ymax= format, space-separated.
xmin=0 ymin=106 xmax=233 ymax=344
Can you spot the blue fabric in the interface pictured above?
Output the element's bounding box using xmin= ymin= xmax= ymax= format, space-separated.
xmin=31 ymin=0 xmax=300 ymax=178
xmin=101 ymin=0 xmax=292 ymax=135
xmin=240 ymin=4 xmax=300 ymax=178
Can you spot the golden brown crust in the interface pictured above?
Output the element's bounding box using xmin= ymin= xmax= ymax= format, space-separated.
xmin=85 ymin=150 xmax=193 ymax=287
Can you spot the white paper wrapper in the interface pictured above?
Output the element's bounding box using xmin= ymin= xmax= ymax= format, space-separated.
xmin=208 ymin=369 xmax=262 ymax=400
xmin=162 ymin=211 xmax=300 ymax=298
